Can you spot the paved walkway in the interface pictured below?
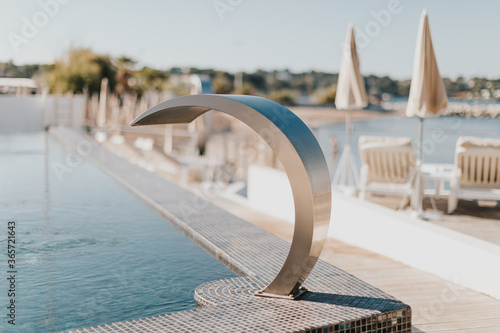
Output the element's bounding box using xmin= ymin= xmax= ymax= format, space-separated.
xmin=212 ymin=196 xmax=500 ymax=332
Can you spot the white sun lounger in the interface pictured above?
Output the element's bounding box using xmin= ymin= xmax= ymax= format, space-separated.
xmin=448 ymin=136 xmax=500 ymax=213
xmin=358 ymin=136 xmax=416 ymax=209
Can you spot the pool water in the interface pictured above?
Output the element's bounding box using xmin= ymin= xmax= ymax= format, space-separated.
xmin=0 ymin=133 xmax=237 ymax=333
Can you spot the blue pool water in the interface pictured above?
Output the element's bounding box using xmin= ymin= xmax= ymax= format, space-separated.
xmin=316 ymin=116 xmax=500 ymax=179
xmin=0 ymin=133 xmax=237 ymax=333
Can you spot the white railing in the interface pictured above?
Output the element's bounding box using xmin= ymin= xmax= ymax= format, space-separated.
xmin=0 ymin=94 xmax=85 ymax=131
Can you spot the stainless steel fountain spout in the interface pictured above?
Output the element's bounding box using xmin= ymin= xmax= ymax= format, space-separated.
xmin=131 ymin=94 xmax=331 ymax=299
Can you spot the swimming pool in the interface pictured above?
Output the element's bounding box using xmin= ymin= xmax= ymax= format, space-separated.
xmin=0 ymin=133 xmax=236 ymax=332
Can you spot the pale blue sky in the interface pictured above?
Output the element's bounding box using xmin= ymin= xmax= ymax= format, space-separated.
xmin=0 ymin=0 xmax=498 ymax=79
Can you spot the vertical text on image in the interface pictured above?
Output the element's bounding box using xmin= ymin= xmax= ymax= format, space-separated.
xmin=6 ymin=221 xmax=17 ymax=326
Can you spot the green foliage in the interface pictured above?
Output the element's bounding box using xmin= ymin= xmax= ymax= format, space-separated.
xmin=268 ymin=89 xmax=297 ymax=106
xmin=367 ymin=75 xmax=399 ymax=96
xmin=444 ymin=77 xmax=468 ymax=96
xmin=397 ymin=80 xmax=411 ymax=97
xmin=133 ymin=67 xmax=169 ymax=95
xmin=212 ymin=71 xmax=233 ymax=94
xmin=0 ymin=61 xmax=51 ymax=78
xmin=245 ymin=72 xmax=266 ymax=91
xmin=315 ymin=85 xmax=337 ymax=105
xmin=233 ymin=83 xmax=255 ymax=95
xmin=115 ymin=56 xmax=137 ymax=95
xmin=48 ymin=48 xmax=116 ymax=94
xmin=3 ymin=47 xmax=500 ymax=101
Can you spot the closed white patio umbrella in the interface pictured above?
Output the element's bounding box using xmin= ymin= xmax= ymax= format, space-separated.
xmin=406 ymin=10 xmax=448 ymax=216
xmin=332 ymin=23 xmax=368 ymax=193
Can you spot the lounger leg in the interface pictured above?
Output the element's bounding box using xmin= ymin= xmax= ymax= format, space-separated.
xmin=359 ymin=164 xmax=368 ymax=200
xmin=448 ymin=195 xmax=457 ymax=214
xmin=398 ymin=193 xmax=410 ymax=210
xmin=448 ymin=168 xmax=461 ymax=214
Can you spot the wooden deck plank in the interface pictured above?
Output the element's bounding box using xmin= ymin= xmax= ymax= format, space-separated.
xmin=413 ymin=310 xmax=500 ymax=324
xmin=428 ymin=328 xmax=500 ymax=333
xmin=414 ymin=318 xmax=500 ymax=331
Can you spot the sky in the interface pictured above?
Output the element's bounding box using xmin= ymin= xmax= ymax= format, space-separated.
xmin=0 ymin=0 xmax=499 ymax=79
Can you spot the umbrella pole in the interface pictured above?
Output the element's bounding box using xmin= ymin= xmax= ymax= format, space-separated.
xmin=332 ymin=110 xmax=358 ymax=194
xmin=332 ymin=111 xmax=351 ymax=186
xmin=346 ymin=110 xmax=352 ymax=150
xmin=345 ymin=111 xmax=352 ymax=187
xmin=415 ymin=117 xmax=424 ymax=215
xmin=418 ymin=117 xmax=423 ymax=163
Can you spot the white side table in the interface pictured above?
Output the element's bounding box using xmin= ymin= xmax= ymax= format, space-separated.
xmin=420 ymin=163 xmax=454 ymax=211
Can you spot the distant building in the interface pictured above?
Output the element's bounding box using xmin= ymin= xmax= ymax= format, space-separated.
xmin=0 ymin=78 xmax=39 ymax=95
xmin=276 ymin=70 xmax=292 ymax=81
xmin=480 ymin=89 xmax=491 ymax=100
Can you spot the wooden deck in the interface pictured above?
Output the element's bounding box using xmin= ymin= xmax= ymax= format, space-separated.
xmin=211 ymin=195 xmax=500 ymax=333
xmin=367 ymin=194 xmax=500 ymax=247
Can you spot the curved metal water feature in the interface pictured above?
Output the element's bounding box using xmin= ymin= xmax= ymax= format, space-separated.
xmin=131 ymin=94 xmax=331 ymax=299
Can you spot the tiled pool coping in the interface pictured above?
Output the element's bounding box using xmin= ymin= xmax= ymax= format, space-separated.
xmin=52 ymin=128 xmax=411 ymax=333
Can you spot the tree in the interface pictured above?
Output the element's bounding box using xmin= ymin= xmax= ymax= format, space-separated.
xmin=315 ymin=85 xmax=336 ymax=105
xmin=133 ymin=67 xmax=168 ymax=96
xmin=48 ymin=48 xmax=116 ymax=94
xmin=246 ymin=72 xmax=267 ymax=92
xmin=0 ymin=61 xmax=47 ymax=78
xmin=115 ymin=56 xmax=137 ymax=96
xmin=233 ymin=83 xmax=255 ymax=95
xmin=212 ymin=71 xmax=233 ymax=94
xmin=268 ymin=89 xmax=297 ymax=106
